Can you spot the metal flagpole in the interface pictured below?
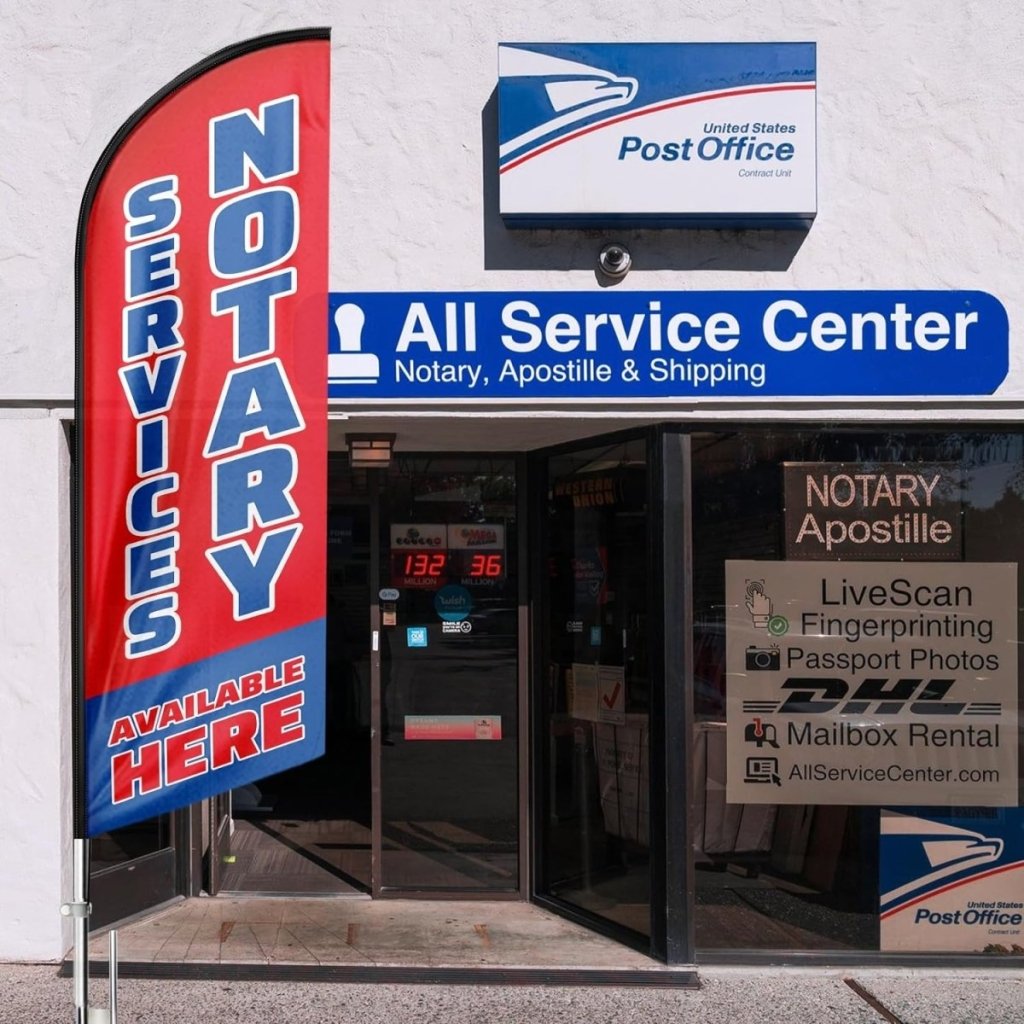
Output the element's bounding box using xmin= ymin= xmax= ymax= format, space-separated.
xmin=69 ymin=337 xmax=118 ymax=1024
xmin=61 ymin=844 xmax=118 ymax=1023
xmin=67 ymin=463 xmax=119 ymax=1019
xmin=60 ymin=839 xmax=90 ymax=1023
xmin=67 ymin=29 xmax=329 ymax=1022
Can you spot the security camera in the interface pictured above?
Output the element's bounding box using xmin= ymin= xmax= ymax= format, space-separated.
xmin=598 ymin=242 xmax=632 ymax=278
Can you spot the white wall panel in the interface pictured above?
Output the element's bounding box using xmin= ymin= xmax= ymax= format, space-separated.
xmin=0 ymin=1 xmax=1019 ymax=398
xmin=0 ymin=418 xmax=71 ymax=960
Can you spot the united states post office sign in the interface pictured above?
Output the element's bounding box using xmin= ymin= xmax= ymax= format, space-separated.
xmin=326 ymin=291 xmax=1009 ymax=402
xmin=498 ymin=42 xmax=816 ymax=226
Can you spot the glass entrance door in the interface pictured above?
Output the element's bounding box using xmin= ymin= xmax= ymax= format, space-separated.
xmin=375 ymin=456 xmax=520 ymax=892
xmin=90 ymin=813 xmax=181 ymax=928
xmin=535 ymin=435 xmax=654 ymax=938
xmin=207 ymin=453 xmax=521 ymax=897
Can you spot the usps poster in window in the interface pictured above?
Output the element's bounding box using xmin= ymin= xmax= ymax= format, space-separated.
xmin=880 ymin=808 xmax=1024 ymax=951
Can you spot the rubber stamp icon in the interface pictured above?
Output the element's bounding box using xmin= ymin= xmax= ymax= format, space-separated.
xmin=329 ymin=302 xmax=379 ymax=385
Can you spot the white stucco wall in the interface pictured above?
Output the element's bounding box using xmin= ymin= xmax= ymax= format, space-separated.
xmin=0 ymin=417 xmax=72 ymax=960
xmin=0 ymin=0 xmax=1021 ymax=961
xmin=0 ymin=0 xmax=1022 ymax=401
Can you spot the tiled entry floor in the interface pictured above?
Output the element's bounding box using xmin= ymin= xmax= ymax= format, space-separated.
xmin=87 ymin=897 xmax=666 ymax=971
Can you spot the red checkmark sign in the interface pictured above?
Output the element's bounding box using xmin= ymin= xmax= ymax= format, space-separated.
xmin=602 ymin=682 xmax=622 ymax=708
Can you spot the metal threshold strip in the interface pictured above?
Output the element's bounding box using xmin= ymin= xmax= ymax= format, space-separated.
xmin=60 ymin=960 xmax=699 ymax=988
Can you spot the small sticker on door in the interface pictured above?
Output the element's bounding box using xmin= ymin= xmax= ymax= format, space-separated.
xmin=404 ymin=715 xmax=503 ymax=740
xmin=407 ymin=626 xmax=428 ymax=648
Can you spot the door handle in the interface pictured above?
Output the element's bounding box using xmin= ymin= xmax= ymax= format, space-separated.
xmin=372 ymin=630 xmax=379 ymax=652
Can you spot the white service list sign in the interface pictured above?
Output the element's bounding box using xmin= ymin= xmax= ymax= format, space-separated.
xmin=725 ymin=561 xmax=1018 ymax=806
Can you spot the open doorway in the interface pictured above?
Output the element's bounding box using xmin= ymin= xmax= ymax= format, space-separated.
xmin=211 ymin=500 xmax=373 ymax=895
xmin=207 ymin=453 xmax=521 ymax=897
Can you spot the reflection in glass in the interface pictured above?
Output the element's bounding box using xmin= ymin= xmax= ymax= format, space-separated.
xmin=379 ymin=457 xmax=519 ymax=890
xmin=91 ymin=816 xmax=169 ymax=873
xmin=538 ymin=439 xmax=651 ymax=937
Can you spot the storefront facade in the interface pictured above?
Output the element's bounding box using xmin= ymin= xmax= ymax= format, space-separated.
xmin=0 ymin=2 xmax=1021 ymax=968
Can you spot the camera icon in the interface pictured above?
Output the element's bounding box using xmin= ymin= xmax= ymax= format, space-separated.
xmin=746 ymin=645 xmax=780 ymax=671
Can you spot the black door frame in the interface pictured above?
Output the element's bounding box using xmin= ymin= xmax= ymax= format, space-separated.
xmin=98 ymin=435 xmax=696 ymax=959
xmin=94 ymin=432 xmax=699 ymax=962
xmin=527 ymin=426 xmax=694 ymax=965
xmin=90 ymin=806 xmax=195 ymax=929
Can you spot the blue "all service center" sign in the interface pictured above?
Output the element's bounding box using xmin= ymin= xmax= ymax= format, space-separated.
xmin=327 ymin=292 xmax=1008 ymax=402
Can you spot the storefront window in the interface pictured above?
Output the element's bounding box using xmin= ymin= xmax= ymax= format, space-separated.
xmin=538 ymin=438 xmax=652 ymax=938
xmin=691 ymin=430 xmax=1023 ymax=955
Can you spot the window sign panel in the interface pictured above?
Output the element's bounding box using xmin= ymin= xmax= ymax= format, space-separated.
xmin=390 ymin=524 xmax=449 ymax=588
xmin=390 ymin=524 xmax=447 ymax=548
xmin=404 ymin=715 xmax=503 ymax=741
xmin=448 ymin=523 xmax=506 ymax=583
xmin=327 ymin=292 xmax=1009 ymax=403
xmin=594 ymin=718 xmax=649 ymax=845
xmin=389 ymin=523 xmax=508 ymax=588
xmin=725 ymin=560 xmax=1018 ymax=806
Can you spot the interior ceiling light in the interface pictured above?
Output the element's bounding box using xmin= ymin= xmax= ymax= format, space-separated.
xmin=346 ymin=433 xmax=396 ymax=469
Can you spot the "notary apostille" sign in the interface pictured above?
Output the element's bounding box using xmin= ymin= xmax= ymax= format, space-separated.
xmin=783 ymin=462 xmax=963 ymax=561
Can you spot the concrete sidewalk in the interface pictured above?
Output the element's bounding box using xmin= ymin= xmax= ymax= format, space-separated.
xmin=2 ymin=964 xmax=1022 ymax=1024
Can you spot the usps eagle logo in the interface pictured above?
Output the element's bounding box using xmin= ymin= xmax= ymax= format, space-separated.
xmin=880 ymin=812 xmax=1005 ymax=914
xmin=498 ymin=46 xmax=638 ymax=165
